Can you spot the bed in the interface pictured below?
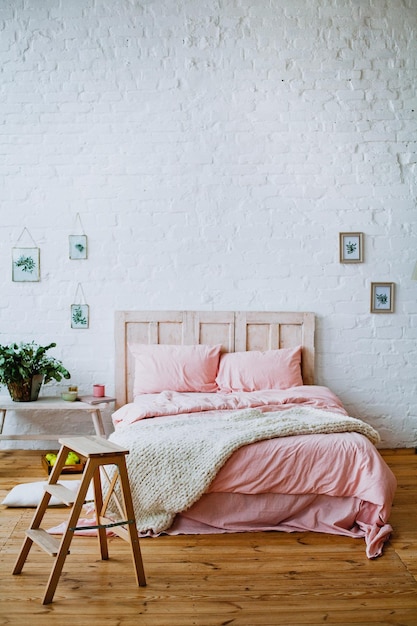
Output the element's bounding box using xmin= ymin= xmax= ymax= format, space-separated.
xmin=109 ymin=310 xmax=397 ymax=558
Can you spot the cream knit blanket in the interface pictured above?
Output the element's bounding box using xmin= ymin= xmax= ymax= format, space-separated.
xmin=108 ymin=406 xmax=379 ymax=534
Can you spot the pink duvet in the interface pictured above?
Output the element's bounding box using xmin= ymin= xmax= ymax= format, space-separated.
xmin=111 ymin=386 xmax=397 ymax=558
xmin=112 ymin=385 xmax=348 ymax=428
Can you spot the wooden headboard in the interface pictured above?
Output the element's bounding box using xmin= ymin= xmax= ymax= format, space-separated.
xmin=114 ymin=311 xmax=315 ymax=408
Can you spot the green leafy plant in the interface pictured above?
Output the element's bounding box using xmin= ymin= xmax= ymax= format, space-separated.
xmin=14 ymin=255 xmax=36 ymax=273
xmin=0 ymin=342 xmax=71 ymax=386
xmin=376 ymin=293 xmax=388 ymax=305
xmin=345 ymin=241 xmax=357 ymax=255
xmin=72 ymin=306 xmax=87 ymax=326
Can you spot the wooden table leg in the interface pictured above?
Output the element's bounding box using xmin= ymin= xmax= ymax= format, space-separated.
xmin=0 ymin=409 xmax=6 ymax=435
xmin=90 ymin=409 xmax=106 ymax=437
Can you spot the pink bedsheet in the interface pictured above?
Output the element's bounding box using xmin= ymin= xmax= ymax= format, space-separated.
xmin=111 ymin=387 xmax=397 ymax=558
xmin=171 ymin=493 xmax=393 ymax=559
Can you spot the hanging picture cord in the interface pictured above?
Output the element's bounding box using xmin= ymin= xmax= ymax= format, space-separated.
xmin=73 ymin=283 xmax=87 ymax=305
xmin=14 ymin=227 xmax=38 ymax=247
xmin=73 ymin=213 xmax=86 ymax=235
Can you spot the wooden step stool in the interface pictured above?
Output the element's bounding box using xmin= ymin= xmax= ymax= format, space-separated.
xmin=12 ymin=435 xmax=146 ymax=604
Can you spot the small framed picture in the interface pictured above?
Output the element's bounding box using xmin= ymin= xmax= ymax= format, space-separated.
xmin=69 ymin=235 xmax=88 ymax=260
xmin=370 ymin=282 xmax=395 ymax=313
xmin=12 ymin=247 xmax=40 ymax=282
xmin=71 ymin=304 xmax=89 ymax=329
xmin=339 ymin=232 xmax=363 ymax=263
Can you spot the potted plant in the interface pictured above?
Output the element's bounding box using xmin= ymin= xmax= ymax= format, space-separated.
xmin=0 ymin=342 xmax=71 ymax=402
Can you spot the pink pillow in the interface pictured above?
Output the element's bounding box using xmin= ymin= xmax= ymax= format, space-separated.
xmin=215 ymin=347 xmax=303 ymax=392
xmin=130 ymin=344 xmax=222 ymax=395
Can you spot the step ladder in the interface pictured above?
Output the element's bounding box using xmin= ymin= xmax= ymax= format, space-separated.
xmin=12 ymin=435 xmax=146 ymax=604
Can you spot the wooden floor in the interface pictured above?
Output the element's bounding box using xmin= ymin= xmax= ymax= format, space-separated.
xmin=0 ymin=448 xmax=416 ymax=626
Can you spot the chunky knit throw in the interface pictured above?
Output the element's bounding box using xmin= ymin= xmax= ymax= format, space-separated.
xmin=108 ymin=406 xmax=379 ymax=534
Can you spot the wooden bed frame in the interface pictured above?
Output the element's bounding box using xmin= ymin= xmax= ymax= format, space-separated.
xmin=114 ymin=311 xmax=315 ymax=408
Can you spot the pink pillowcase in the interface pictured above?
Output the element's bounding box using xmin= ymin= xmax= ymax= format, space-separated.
xmin=215 ymin=346 xmax=303 ymax=392
xmin=130 ymin=344 xmax=222 ymax=395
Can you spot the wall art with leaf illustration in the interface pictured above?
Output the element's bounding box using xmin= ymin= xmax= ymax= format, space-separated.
xmin=339 ymin=232 xmax=363 ymax=263
xmin=71 ymin=304 xmax=89 ymax=329
xmin=69 ymin=235 xmax=87 ymax=259
xmin=370 ymin=282 xmax=395 ymax=313
xmin=12 ymin=247 xmax=40 ymax=282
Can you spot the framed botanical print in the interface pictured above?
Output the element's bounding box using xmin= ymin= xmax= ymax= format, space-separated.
xmin=370 ymin=282 xmax=395 ymax=313
xmin=69 ymin=235 xmax=88 ymax=260
xmin=12 ymin=247 xmax=40 ymax=282
xmin=71 ymin=304 xmax=89 ymax=329
xmin=339 ymin=232 xmax=363 ymax=263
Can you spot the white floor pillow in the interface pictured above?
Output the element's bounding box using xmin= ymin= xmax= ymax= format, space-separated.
xmin=1 ymin=480 xmax=93 ymax=507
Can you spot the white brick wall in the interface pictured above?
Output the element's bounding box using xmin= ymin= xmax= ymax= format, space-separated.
xmin=0 ymin=0 xmax=416 ymax=448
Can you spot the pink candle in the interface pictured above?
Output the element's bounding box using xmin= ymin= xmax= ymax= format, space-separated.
xmin=93 ymin=384 xmax=105 ymax=397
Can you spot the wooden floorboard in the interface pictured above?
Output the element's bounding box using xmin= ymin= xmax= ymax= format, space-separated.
xmin=0 ymin=448 xmax=416 ymax=625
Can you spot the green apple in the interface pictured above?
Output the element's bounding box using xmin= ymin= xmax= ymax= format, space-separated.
xmin=45 ymin=453 xmax=57 ymax=466
xmin=65 ymin=451 xmax=80 ymax=465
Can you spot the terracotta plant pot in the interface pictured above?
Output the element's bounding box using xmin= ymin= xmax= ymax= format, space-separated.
xmin=7 ymin=374 xmax=44 ymax=402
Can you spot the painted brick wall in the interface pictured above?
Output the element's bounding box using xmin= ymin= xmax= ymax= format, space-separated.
xmin=0 ymin=0 xmax=416 ymax=448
